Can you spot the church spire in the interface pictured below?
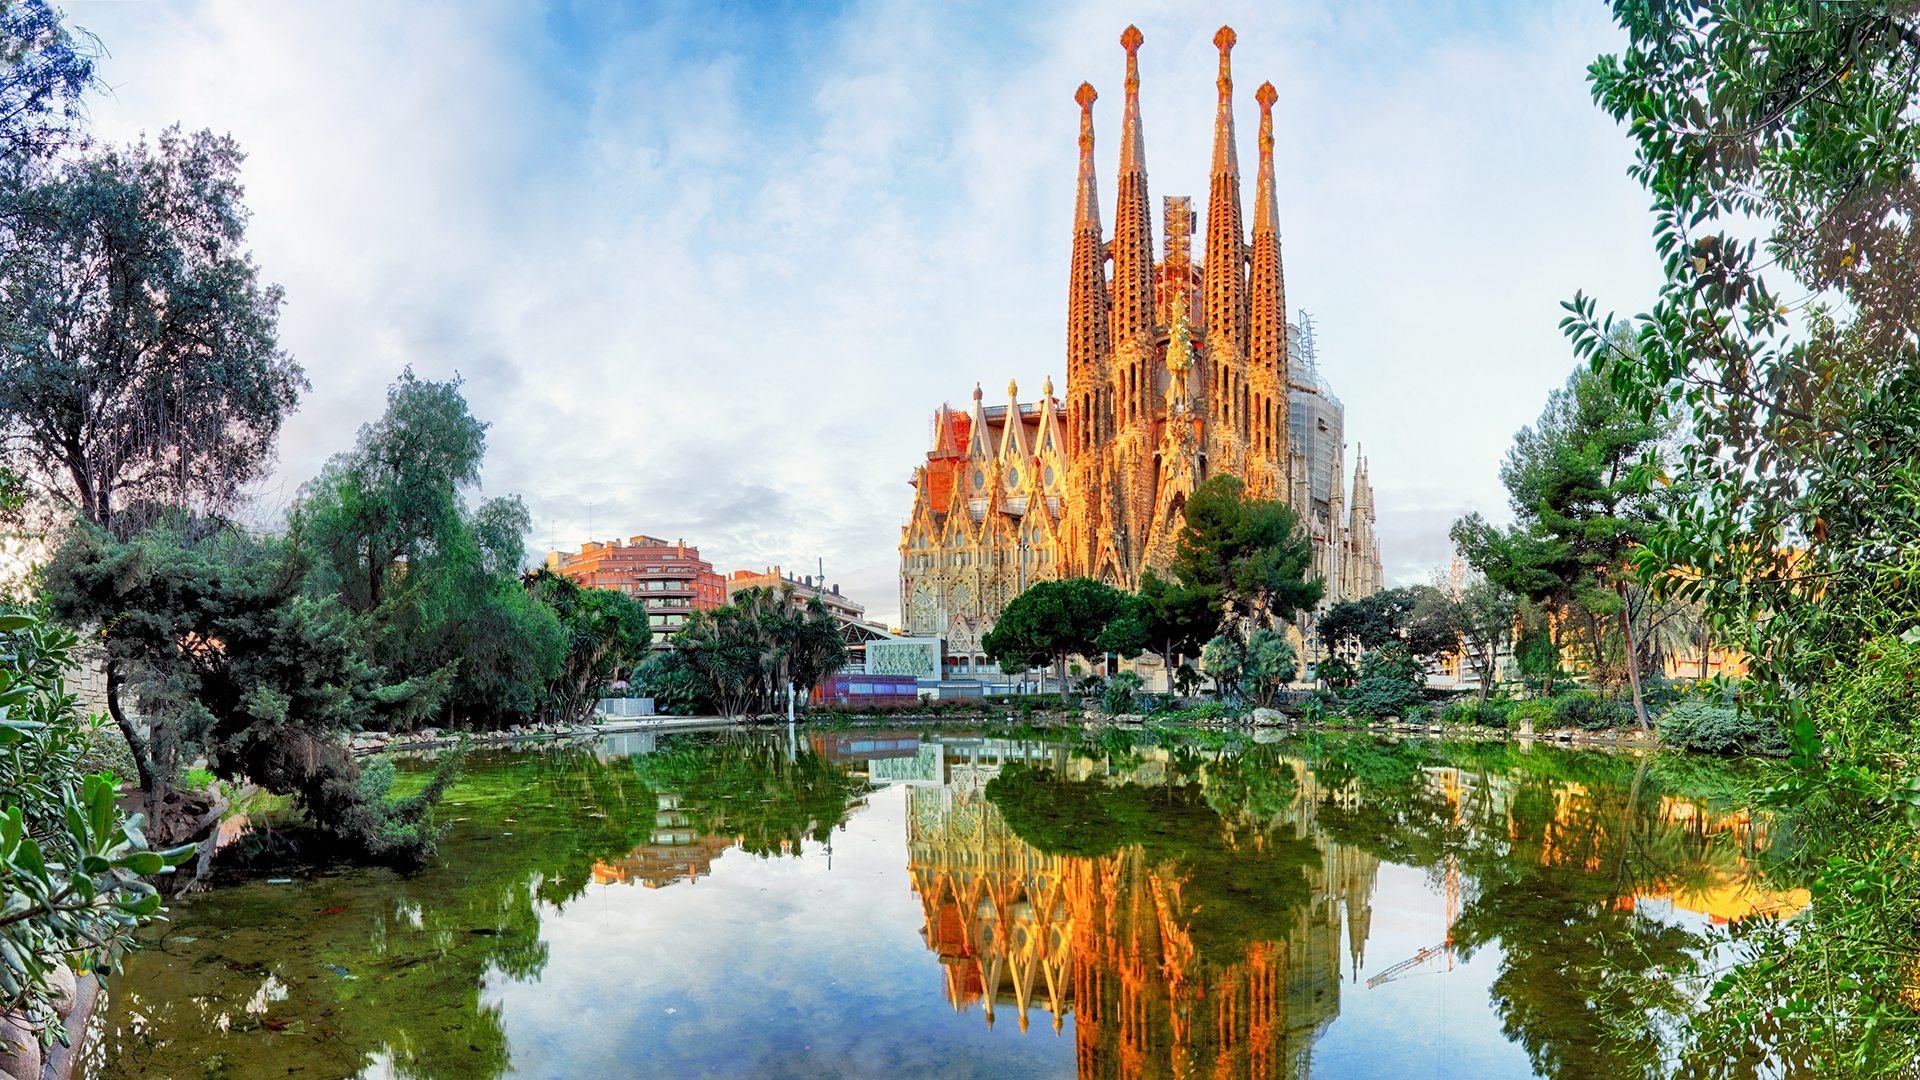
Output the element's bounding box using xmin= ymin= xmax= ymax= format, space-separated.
xmin=1203 ymin=27 xmax=1248 ymax=420
xmin=1068 ymin=81 xmax=1111 ymax=461
xmin=1110 ymin=25 xmax=1155 ymax=348
xmin=1249 ymin=79 xmax=1289 ymax=479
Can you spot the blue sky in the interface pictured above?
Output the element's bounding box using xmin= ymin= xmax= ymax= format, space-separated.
xmin=66 ymin=0 xmax=1663 ymax=624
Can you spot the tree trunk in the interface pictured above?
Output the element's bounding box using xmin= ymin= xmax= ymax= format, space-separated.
xmin=1056 ymin=651 xmax=1070 ymax=706
xmin=105 ymin=660 xmax=161 ymax=800
xmin=1615 ymin=590 xmax=1651 ymax=731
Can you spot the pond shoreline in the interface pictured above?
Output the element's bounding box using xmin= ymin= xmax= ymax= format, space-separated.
xmin=343 ymin=713 xmax=1671 ymax=757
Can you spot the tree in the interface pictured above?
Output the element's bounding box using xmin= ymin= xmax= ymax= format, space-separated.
xmin=0 ymin=128 xmax=304 ymax=532
xmin=524 ymin=569 xmax=651 ymax=724
xmin=673 ymin=585 xmax=848 ymax=716
xmin=1243 ymin=628 xmax=1299 ymax=706
xmin=1558 ymin=4 xmax=1920 ymax=1067
xmin=43 ymin=520 xmax=457 ymax=862
xmin=1413 ymin=576 xmax=1520 ymax=702
xmin=1343 ymin=643 xmax=1427 ymax=718
xmin=296 ymin=369 xmax=491 ymax=613
xmin=0 ymin=0 xmax=97 ymax=166
xmin=1452 ymin=359 xmax=1667 ymax=728
xmin=981 ymin=577 xmax=1126 ymax=704
xmin=295 ymin=369 xmax=563 ymax=728
xmin=1199 ymin=635 xmax=1244 ymax=697
xmin=1168 ymin=475 xmax=1322 ymax=633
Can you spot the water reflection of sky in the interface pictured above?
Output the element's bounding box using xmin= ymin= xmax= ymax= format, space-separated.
xmin=496 ymin=784 xmax=1076 ymax=1078
xmin=1311 ymin=862 xmax=1534 ymax=1079
xmin=83 ymin=734 xmax=1796 ymax=1080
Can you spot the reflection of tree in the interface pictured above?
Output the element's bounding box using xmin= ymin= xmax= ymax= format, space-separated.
xmin=628 ymin=732 xmax=868 ymax=857
xmin=87 ymin=736 xmax=870 ymax=1080
xmin=987 ymin=765 xmax=1318 ymax=961
xmin=1299 ymin=737 xmax=1805 ymax=1079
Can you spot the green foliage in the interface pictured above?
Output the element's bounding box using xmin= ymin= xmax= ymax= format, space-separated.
xmin=1315 ymin=655 xmax=1357 ymax=689
xmin=1168 ymin=475 xmax=1323 ymax=629
xmin=1451 ymin=355 xmax=1670 ymax=727
xmin=1657 ymin=702 xmax=1786 ymax=757
xmin=1241 ymin=628 xmax=1298 ymax=706
xmin=1198 ymin=635 xmax=1243 ymax=696
xmin=0 ymin=0 xmax=99 ymax=163
xmin=1441 ymin=697 xmax=1510 ymax=729
xmin=632 ymin=648 xmax=710 ymax=716
xmin=44 ymin=521 xmax=456 ymax=860
xmin=522 ymin=569 xmax=650 ymax=723
xmin=672 ymin=585 xmax=848 ymax=716
xmin=982 ymin=577 xmax=1126 ymax=701
xmin=1551 ymin=690 xmax=1631 ymax=732
xmin=1416 ymin=576 xmax=1520 ymax=701
xmin=1341 ymin=644 xmax=1427 ymax=718
xmin=1317 ymin=587 xmax=1420 ymax=655
xmin=0 ymin=126 xmax=303 ymax=531
xmin=0 ymin=609 xmax=191 ymax=1042
xmin=1102 ymin=670 xmax=1144 ymax=715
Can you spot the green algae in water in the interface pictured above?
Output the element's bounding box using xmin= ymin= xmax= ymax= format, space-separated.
xmin=79 ymin=730 xmax=1802 ymax=1079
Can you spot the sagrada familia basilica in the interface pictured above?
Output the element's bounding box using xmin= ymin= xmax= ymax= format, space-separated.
xmin=899 ymin=26 xmax=1384 ymax=662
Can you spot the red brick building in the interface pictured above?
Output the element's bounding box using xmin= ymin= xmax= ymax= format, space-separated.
xmin=547 ymin=535 xmax=724 ymax=643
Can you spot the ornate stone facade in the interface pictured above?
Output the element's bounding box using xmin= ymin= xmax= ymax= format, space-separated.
xmin=899 ymin=26 xmax=1384 ymax=655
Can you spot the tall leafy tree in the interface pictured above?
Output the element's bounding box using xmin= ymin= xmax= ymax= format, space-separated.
xmin=0 ymin=127 xmax=303 ymax=532
xmin=1453 ymin=361 xmax=1667 ymax=727
xmin=295 ymin=369 xmax=562 ymax=727
xmin=981 ymin=576 xmax=1126 ymax=703
xmin=1412 ymin=576 xmax=1520 ymax=703
xmin=1558 ymin=4 xmax=1920 ymax=1067
xmin=44 ymin=520 xmax=456 ymax=860
xmin=673 ymin=585 xmax=847 ymax=717
xmin=0 ymin=0 xmax=97 ymax=166
xmin=1168 ymin=474 xmax=1322 ymax=633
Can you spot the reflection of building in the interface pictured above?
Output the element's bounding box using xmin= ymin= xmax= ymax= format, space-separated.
xmin=547 ymin=535 xmax=725 ymax=643
xmin=897 ymin=26 xmax=1387 ymax=665
xmin=591 ymin=793 xmax=736 ymax=888
xmin=902 ymin=749 xmax=1379 ymax=1079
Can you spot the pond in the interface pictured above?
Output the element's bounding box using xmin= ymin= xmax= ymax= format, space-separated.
xmin=77 ymin=725 xmax=1803 ymax=1079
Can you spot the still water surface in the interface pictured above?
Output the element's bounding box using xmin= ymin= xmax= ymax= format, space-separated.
xmin=79 ymin=726 xmax=1800 ymax=1079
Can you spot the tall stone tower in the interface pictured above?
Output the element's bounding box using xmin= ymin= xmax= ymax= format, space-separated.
xmin=899 ymin=25 xmax=1383 ymax=656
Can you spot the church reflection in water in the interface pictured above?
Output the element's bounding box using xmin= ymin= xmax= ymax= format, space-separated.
xmin=890 ymin=738 xmax=1377 ymax=1080
xmin=837 ymin=732 xmax=1807 ymax=1080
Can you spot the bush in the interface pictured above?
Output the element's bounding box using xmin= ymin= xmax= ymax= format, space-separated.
xmin=0 ymin=611 xmax=192 ymax=1044
xmin=1552 ymin=690 xmax=1632 ymax=730
xmin=1508 ymin=698 xmax=1557 ymax=728
xmin=1441 ymin=698 xmax=1510 ymax=728
xmin=1103 ymin=671 xmax=1144 ymax=716
xmin=1657 ymin=702 xmax=1788 ymax=756
xmin=1342 ymin=645 xmax=1426 ymax=718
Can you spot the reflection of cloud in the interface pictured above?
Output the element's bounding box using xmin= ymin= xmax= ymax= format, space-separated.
xmin=74 ymin=2 xmax=1660 ymax=626
xmin=501 ymin=787 xmax=1072 ymax=1077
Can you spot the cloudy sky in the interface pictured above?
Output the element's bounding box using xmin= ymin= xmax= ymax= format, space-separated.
xmin=68 ymin=0 xmax=1664 ymax=625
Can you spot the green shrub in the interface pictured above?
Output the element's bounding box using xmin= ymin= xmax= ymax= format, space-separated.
xmin=1508 ymin=698 xmax=1557 ymax=728
xmin=1103 ymin=671 xmax=1144 ymax=716
xmin=1341 ymin=644 xmax=1426 ymax=718
xmin=1441 ymin=698 xmax=1511 ymax=728
xmin=0 ymin=610 xmax=193 ymax=1044
xmin=1552 ymin=690 xmax=1631 ymax=730
xmin=1656 ymin=702 xmax=1788 ymax=756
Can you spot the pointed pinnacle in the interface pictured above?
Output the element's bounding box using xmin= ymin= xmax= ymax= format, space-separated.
xmin=1121 ymin=25 xmax=1143 ymax=95
xmin=1214 ymin=26 xmax=1235 ymax=96
xmin=1257 ymin=81 xmax=1277 ymax=154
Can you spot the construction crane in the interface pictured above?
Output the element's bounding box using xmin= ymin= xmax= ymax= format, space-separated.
xmin=1368 ymin=772 xmax=1467 ymax=990
xmin=1366 ymin=940 xmax=1452 ymax=989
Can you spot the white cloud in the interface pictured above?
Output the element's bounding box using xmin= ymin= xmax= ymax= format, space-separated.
xmin=67 ymin=0 xmax=1664 ymax=622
